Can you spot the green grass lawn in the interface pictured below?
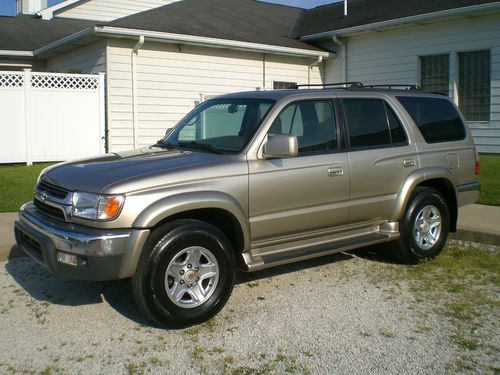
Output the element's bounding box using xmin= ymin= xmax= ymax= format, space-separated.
xmin=0 ymin=163 xmax=54 ymax=212
xmin=478 ymin=155 xmax=500 ymax=206
xmin=0 ymin=155 xmax=498 ymax=212
xmin=375 ymin=245 xmax=500 ymax=372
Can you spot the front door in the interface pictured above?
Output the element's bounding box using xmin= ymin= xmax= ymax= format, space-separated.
xmin=248 ymin=99 xmax=350 ymax=243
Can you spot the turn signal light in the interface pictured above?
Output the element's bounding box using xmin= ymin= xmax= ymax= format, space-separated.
xmin=100 ymin=196 xmax=124 ymax=220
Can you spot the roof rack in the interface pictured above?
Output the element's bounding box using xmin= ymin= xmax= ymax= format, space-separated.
xmin=293 ymin=82 xmax=421 ymax=91
xmin=428 ymin=91 xmax=449 ymax=96
xmin=363 ymin=84 xmax=420 ymax=90
xmin=294 ymin=82 xmax=364 ymax=89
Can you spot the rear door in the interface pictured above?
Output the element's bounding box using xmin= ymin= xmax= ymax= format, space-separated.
xmin=341 ymin=96 xmax=418 ymax=223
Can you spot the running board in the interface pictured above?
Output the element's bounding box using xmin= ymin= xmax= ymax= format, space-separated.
xmin=242 ymin=232 xmax=397 ymax=272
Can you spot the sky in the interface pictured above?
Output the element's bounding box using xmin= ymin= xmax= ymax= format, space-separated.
xmin=0 ymin=0 xmax=339 ymax=17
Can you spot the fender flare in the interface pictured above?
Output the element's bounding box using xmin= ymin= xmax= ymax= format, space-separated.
xmin=392 ymin=167 xmax=457 ymax=221
xmin=132 ymin=191 xmax=250 ymax=250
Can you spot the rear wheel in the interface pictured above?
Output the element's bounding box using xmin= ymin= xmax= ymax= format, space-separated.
xmin=392 ymin=188 xmax=450 ymax=264
xmin=132 ymin=219 xmax=236 ymax=327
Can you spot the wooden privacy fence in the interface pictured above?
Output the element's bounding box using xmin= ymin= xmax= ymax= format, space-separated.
xmin=0 ymin=69 xmax=105 ymax=165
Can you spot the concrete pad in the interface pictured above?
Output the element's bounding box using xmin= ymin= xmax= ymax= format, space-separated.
xmin=451 ymin=204 xmax=500 ymax=246
xmin=0 ymin=212 xmax=19 ymax=261
xmin=457 ymin=204 xmax=500 ymax=235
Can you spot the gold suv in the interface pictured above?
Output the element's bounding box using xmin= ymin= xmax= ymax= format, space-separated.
xmin=15 ymin=83 xmax=480 ymax=327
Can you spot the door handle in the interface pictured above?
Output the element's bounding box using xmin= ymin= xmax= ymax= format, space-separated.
xmin=403 ymin=159 xmax=416 ymax=168
xmin=327 ymin=167 xmax=344 ymax=177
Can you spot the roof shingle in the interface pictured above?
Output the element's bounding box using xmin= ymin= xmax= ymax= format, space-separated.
xmin=107 ymin=0 xmax=322 ymax=51
xmin=294 ymin=0 xmax=500 ymax=38
xmin=0 ymin=15 xmax=96 ymax=51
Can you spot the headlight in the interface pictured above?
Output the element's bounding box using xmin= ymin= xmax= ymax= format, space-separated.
xmin=72 ymin=192 xmax=125 ymax=221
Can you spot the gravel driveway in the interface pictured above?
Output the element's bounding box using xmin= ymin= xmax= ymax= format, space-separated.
xmin=0 ymin=244 xmax=498 ymax=374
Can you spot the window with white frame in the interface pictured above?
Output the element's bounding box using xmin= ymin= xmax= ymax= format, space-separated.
xmin=458 ymin=50 xmax=490 ymax=121
xmin=420 ymin=54 xmax=449 ymax=94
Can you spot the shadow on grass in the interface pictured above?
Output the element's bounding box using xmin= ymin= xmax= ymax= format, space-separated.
xmin=5 ymin=243 xmax=402 ymax=328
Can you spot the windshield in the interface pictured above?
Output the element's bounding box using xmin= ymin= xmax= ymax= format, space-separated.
xmin=163 ymin=98 xmax=275 ymax=154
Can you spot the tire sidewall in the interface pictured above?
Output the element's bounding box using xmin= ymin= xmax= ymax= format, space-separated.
xmin=136 ymin=220 xmax=235 ymax=327
xmin=403 ymin=189 xmax=449 ymax=260
xmin=152 ymin=226 xmax=234 ymax=322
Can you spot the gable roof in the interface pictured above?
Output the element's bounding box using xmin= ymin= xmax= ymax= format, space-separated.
xmin=106 ymin=0 xmax=322 ymax=52
xmin=295 ymin=0 xmax=500 ymax=38
xmin=0 ymin=15 xmax=96 ymax=51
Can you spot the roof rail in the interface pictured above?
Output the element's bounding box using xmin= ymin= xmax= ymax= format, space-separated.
xmin=294 ymin=82 xmax=364 ymax=89
xmin=428 ymin=91 xmax=449 ymax=96
xmin=363 ymin=84 xmax=420 ymax=90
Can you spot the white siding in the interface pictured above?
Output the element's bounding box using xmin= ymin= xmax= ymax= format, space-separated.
xmin=325 ymin=13 xmax=500 ymax=153
xmin=107 ymin=40 xmax=322 ymax=151
xmin=55 ymin=0 xmax=179 ymax=21
xmin=46 ymin=41 xmax=107 ymax=74
xmin=17 ymin=0 xmax=47 ymax=15
xmin=265 ymin=54 xmax=322 ymax=88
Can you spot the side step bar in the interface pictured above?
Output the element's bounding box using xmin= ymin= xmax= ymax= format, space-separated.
xmin=242 ymin=232 xmax=397 ymax=272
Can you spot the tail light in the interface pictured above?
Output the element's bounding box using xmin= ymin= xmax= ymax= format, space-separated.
xmin=474 ymin=149 xmax=480 ymax=175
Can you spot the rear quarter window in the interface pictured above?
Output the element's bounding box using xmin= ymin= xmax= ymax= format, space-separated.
xmin=397 ymin=96 xmax=466 ymax=143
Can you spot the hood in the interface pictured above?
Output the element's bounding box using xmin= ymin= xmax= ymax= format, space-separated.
xmin=41 ymin=147 xmax=224 ymax=194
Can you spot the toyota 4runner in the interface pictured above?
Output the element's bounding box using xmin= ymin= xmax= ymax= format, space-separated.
xmin=14 ymin=83 xmax=480 ymax=327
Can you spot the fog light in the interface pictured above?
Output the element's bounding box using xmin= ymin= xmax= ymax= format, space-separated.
xmin=57 ymin=252 xmax=86 ymax=266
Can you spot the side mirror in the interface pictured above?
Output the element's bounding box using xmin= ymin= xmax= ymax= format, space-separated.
xmin=262 ymin=134 xmax=298 ymax=159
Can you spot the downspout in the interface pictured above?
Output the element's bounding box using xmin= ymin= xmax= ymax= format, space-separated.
xmin=333 ymin=36 xmax=347 ymax=82
xmin=131 ymin=35 xmax=144 ymax=149
xmin=308 ymin=55 xmax=323 ymax=84
xmin=263 ymin=53 xmax=266 ymax=89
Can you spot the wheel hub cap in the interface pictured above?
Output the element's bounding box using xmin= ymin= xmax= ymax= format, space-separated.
xmin=183 ymin=270 xmax=197 ymax=284
xmin=413 ymin=205 xmax=442 ymax=250
xmin=164 ymin=246 xmax=219 ymax=308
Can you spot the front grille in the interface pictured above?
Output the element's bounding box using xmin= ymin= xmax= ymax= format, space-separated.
xmin=37 ymin=181 xmax=69 ymax=200
xmin=34 ymin=199 xmax=66 ymax=221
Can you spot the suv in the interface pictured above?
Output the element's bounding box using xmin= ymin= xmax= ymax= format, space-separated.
xmin=15 ymin=83 xmax=480 ymax=327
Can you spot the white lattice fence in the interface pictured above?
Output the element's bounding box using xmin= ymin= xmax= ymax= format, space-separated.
xmin=0 ymin=69 xmax=105 ymax=164
xmin=0 ymin=73 xmax=24 ymax=88
xmin=30 ymin=73 xmax=99 ymax=90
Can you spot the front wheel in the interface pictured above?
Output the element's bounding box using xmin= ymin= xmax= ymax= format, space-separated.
xmin=392 ymin=188 xmax=450 ymax=264
xmin=132 ymin=219 xmax=236 ymax=327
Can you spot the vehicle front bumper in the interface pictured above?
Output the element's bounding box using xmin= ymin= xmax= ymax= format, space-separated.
xmin=14 ymin=202 xmax=149 ymax=281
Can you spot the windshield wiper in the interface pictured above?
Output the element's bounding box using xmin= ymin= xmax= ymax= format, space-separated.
xmin=153 ymin=139 xmax=173 ymax=149
xmin=178 ymin=141 xmax=224 ymax=155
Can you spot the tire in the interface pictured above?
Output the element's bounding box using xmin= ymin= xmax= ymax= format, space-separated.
xmin=132 ymin=219 xmax=236 ymax=328
xmin=391 ymin=187 xmax=450 ymax=264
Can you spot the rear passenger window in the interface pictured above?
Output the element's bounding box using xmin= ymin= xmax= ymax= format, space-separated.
xmin=269 ymin=100 xmax=337 ymax=155
xmin=343 ymin=99 xmax=407 ymax=149
xmin=397 ymin=96 xmax=466 ymax=143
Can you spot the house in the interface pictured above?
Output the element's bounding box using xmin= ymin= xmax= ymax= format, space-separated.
xmin=1 ymin=0 xmax=499 ymax=154
xmin=297 ymin=0 xmax=500 ymax=154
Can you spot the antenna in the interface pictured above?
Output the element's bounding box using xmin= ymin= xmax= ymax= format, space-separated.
xmin=344 ymin=0 xmax=348 ymax=16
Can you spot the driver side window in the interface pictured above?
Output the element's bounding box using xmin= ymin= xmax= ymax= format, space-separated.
xmin=269 ymin=100 xmax=337 ymax=155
